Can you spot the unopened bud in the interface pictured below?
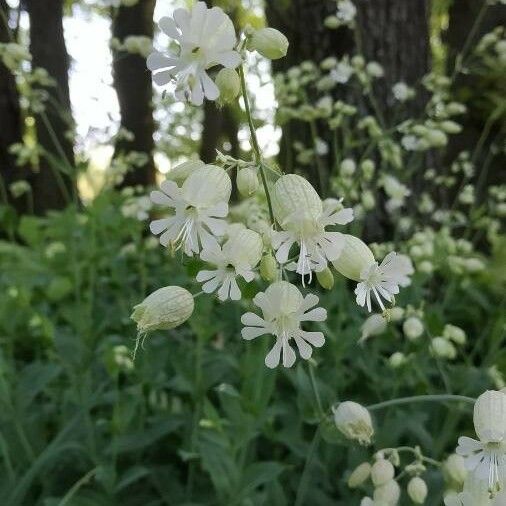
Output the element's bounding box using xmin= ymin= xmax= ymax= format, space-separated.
xmin=167 ymin=159 xmax=205 ymax=184
xmin=332 ymin=234 xmax=375 ymax=282
xmin=333 ymin=401 xmax=374 ymax=446
xmin=371 ymin=458 xmax=395 ymax=486
xmin=430 ymin=336 xmax=456 ymax=360
xmin=388 ymin=352 xmax=406 ymax=369
xmin=403 ymin=316 xmax=424 ymax=341
xmin=215 ymin=68 xmax=241 ymax=104
xmin=407 ymin=477 xmax=428 ymax=504
xmin=443 ymin=454 xmax=467 ymax=486
xmin=316 ymin=267 xmax=335 ymax=290
xmin=443 ymin=324 xmax=466 ymax=345
xmin=373 ymin=479 xmax=400 ymax=505
xmin=348 ymin=462 xmax=371 ymax=488
xmin=131 ymin=286 xmax=194 ymax=334
xmin=237 ymin=167 xmax=259 ymax=196
xmin=250 ymin=28 xmax=288 ymax=60
xmin=260 ymin=253 xmax=278 ymax=282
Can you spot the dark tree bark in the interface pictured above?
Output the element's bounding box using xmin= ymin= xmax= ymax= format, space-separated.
xmin=445 ymin=0 xmax=506 ymax=198
xmin=25 ymin=0 xmax=76 ymax=214
xmin=355 ymin=0 xmax=431 ymax=120
xmin=112 ymin=0 xmax=156 ymax=188
xmin=0 ymin=0 xmax=27 ymax=212
xmin=199 ymin=102 xmax=239 ymax=163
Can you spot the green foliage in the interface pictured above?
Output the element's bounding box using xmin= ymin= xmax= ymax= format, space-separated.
xmin=0 ymin=188 xmax=503 ymax=504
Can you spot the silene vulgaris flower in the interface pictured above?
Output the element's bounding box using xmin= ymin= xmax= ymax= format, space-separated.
xmin=241 ymin=281 xmax=327 ymax=368
xmin=196 ymin=228 xmax=263 ymax=301
xmin=271 ymin=175 xmax=353 ymax=284
xmin=355 ymin=252 xmax=414 ymax=312
xmin=456 ymin=390 xmax=506 ymax=498
xmin=150 ymin=165 xmax=231 ymax=256
xmin=147 ymin=1 xmax=241 ymax=105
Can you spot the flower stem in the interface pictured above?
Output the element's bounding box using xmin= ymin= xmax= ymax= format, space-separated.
xmin=238 ymin=64 xmax=276 ymax=228
xmin=308 ymin=362 xmax=325 ymax=419
xmin=367 ymin=394 xmax=475 ymax=412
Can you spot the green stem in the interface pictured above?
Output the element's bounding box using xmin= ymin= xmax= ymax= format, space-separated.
xmin=308 ymin=362 xmax=325 ymax=419
xmin=238 ymin=64 xmax=276 ymax=228
xmin=294 ymin=425 xmax=321 ymax=506
xmin=367 ymin=394 xmax=475 ymax=411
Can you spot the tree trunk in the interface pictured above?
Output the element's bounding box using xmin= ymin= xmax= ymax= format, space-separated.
xmin=112 ymin=0 xmax=156 ymax=188
xmin=355 ymin=0 xmax=431 ymax=120
xmin=26 ymin=0 xmax=76 ymax=214
xmin=445 ymin=0 xmax=506 ymax=200
xmin=0 ymin=0 xmax=27 ymax=212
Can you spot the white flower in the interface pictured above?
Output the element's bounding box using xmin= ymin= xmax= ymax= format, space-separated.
xmin=196 ymin=228 xmax=263 ymax=301
xmin=445 ymin=473 xmax=506 ymax=505
xmin=331 ymin=58 xmax=353 ymax=83
xmin=272 ymin=175 xmax=353 ymax=282
xmin=336 ymin=0 xmax=357 ymax=24
xmin=392 ymin=82 xmax=414 ymax=102
xmin=241 ymin=281 xmax=326 ymax=368
xmin=456 ymin=391 xmax=506 ymax=497
xmin=150 ymin=165 xmax=231 ymax=255
xmin=355 ymin=252 xmax=414 ymax=311
xmin=147 ymin=2 xmax=241 ymax=105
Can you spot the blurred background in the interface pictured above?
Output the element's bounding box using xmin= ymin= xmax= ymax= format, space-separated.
xmin=0 ymin=0 xmax=505 ymax=505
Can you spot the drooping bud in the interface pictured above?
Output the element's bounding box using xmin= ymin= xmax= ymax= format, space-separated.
xmin=131 ymin=286 xmax=194 ymax=334
xmin=473 ymin=390 xmax=506 ymax=443
xmin=260 ymin=252 xmax=278 ymax=282
xmin=407 ymin=477 xmax=428 ymax=504
xmin=348 ymin=462 xmax=371 ymax=488
xmin=182 ymin=164 xmax=232 ymax=207
xmin=360 ymin=314 xmax=387 ymax=343
xmin=215 ymin=68 xmax=241 ymax=104
xmin=316 ymin=267 xmax=335 ymax=290
xmin=371 ymin=457 xmax=395 ymax=486
xmin=388 ymin=352 xmax=407 ymax=369
xmin=272 ymin=174 xmax=322 ymax=226
xmin=250 ymin=27 xmax=289 ymax=60
xmin=373 ymin=479 xmax=400 ymax=505
xmin=403 ymin=316 xmax=424 ymax=341
xmin=331 ymin=234 xmax=375 ymax=281
xmin=237 ymin=167 xmax=260 ymax=197
xmin=430 ymin=336 xmax=456 ymax=360
xmin=443 ymin=454 xmax=467 ymax=486
xmin=224 ymin=228 xmax=263 ymax=268
xmin=333 ymin=401 xmax=374 ymax=445
xmin=443 ymin=324 xmax=466 ymax=345
xmin=166 ymin=159 xmax=205 ymax=184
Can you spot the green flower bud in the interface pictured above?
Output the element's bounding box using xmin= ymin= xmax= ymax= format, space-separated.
xmin=373 ymin=479 xmax=400 ymax=505
xmin=442 ymin=324 xmax=466 ymax=345
xmin=443 ymin=454 xmax=467 ymax=486
xmin=250 ymin=28 xmax=288 ymax=60
xmin=272 ymin=174 xmax=322 ymax=225
xmin=388 ymin=352 xmax=406 ymax=369
xmin=166 ymin=159 xmax=205 ymax=184
xmin=316 ymin=267 xmax=335 ymax=290
xmin=348 ymin=462 xmax=371 ymax=488
xmin=407 ymin=477 xmax=428 ymax=504
xmin=332 ymin=234 xmax=375 ymax=281
xmin=430 ymin=336 xmax=456 ymax=360
xmin=403 ymin=316 xmax=424 ymax=341
xmin=131 ymin=286 xmax=194 ymax=334
xmin=439 ymin=120 xmax=462 ymax=134
xmin=215 ymin=68 xmax=241 ymax=104
xmin=333 ymin=401 xmax=374 ymax=446
xmin=260 ymin=253 xmax=278 ymax=282
xmin=371 ymin=458 xmax=395 ymax=486
xmin=236 ymin=167 xmax=260 ymax=197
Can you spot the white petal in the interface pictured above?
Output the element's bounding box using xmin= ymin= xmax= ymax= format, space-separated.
xmin=242 ymin=326 xmax=269 ymax=340
xmin=196 ymin=269 xmax=217 ymax=282
xmin=158 ymin=16 xmax=180 ymax=40
xmin=241 ymin=312 xmax=266 ymax=327
xmin=302 ymin=307 xmax=327 ymax=322
xmin=152 ymin=70 xmax=173 ymax=86
xmin=301 ymin=331 xmax=325 ymax=347
xmin=202 ymin=275 xmax=222 ymax=294
xmin=265 ymin=338 xmax=282 ymax=368
xmin=201 ymin=72 xmax=220 ymax=101
xmin=282 ymin=340 xmax=296 ymax=368
xmin=149 ymin=218 xmax=171 ymax=235
xmin=215 ymin=50 xmax=241 ymax=68
xmin=147 ymin=52 xmax=175 ymax=71
xmin=294 ymin=334 xmax=312 ymax=360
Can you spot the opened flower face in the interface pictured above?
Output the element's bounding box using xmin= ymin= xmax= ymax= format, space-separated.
xmin=196 ymin=228 xmax=263 ymax=301
xmin=147 ymin=1 xmax=241 ymax=105
xmin=150 ymin=165 xmax=231 ymax=255
xmin=355 ymin=252 xmax=414 ymax=311
xmin=456 ymin=390 xmax=506 ymax=498
xmin=272 ymin=175 xmax=353 ymax=282
xmin=241 ymin=281 xmax=326 ymax=368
